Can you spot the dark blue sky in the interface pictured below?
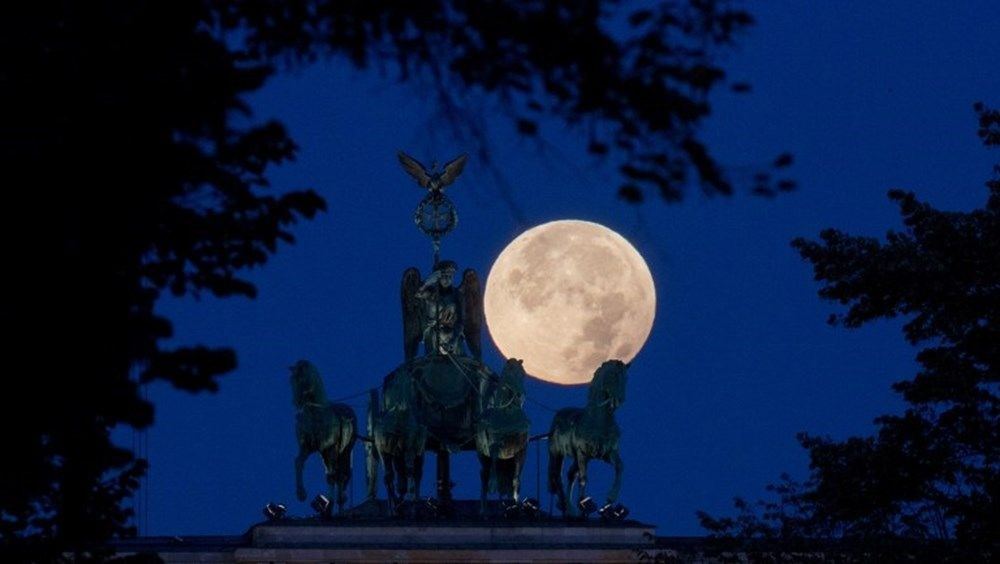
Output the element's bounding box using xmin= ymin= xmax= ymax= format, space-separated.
xmin=135 ymin=2 xmax=1000 ymax=536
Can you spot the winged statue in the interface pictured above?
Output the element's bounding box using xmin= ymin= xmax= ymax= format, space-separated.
xmin=401 ymin=261 xmax=482 ymax=362
xmin=398 ymin=152 xmax=468 ymax=193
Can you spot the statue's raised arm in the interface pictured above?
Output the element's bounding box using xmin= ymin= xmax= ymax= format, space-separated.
xmin=401 ymin=261 xmax=482 ymax=360
xmin=402 ymin=260 xmax=465 ymax=358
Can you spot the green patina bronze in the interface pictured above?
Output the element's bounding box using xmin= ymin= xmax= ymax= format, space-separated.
xmin=289 ymin=360 xmax=358 ymax=514
xmin=365 ymin=366 xmax=426 ymax=512
xmin=352 ymin=153 xmax=630 ymax=519
xmin=365 ymin=256 xmax=500 ymax=513
xmin=476 ymin=358 xmax=530 ymax=516
xmin=548 ymin=360 xmax=628 ymax=517
xmin=398 ymin=152 xmax=468 ymax=265
xmin=357 ymin=153 xmax=505 ymax=514
xmin=401 ymin=259 xmax=482 ymax=361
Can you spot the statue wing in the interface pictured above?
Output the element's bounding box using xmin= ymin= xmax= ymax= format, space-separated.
xmin=398 ymin=151 xmax=431 ymax=188
xmin=439 ymin=153 xmax=468 ymax=187
xmin=401 ymin=267 xmax=423 ymax=360
xmin=460 ymin=268 xmax=483 ymax=360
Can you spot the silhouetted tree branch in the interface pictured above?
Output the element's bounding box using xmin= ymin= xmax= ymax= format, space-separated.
xmin=0 ymin=2 xmax=323 ymax=559
xmin=698 ymin=104 xmax=1000 ymax=561
xmin=213 ymin=0 xmax=793 ymax=202
xmin=1 ymin=1 xmax=780 ymax=558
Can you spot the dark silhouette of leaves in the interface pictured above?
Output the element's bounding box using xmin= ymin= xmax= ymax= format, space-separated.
xmin=516 ymin=118 xmax=539 ymax=136
xmin=773 ymin=153 xmax=794 ymax=168
xmin=618 ymin=184 xmax=645 ymax=203
xmin=777 ymin=179 xmax=797 ymax=192
xmin=700 ymin=105 xmax=1000 ymax=555
xmin=222 ymin=0 xmax=782 ymax=203
xmin=0 ymin=1 xmax=323 ymax=558
xmin=0 ymin=0 xmax=783 ymax=558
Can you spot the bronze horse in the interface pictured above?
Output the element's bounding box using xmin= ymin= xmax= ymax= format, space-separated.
xmin=290 ymin=360 xmax=358 ymax=514
xmin=366 ymin=367 xmax=427 ymax=514
xmin=475 ymin=358 xmax=530 ymax=516
xmin=548 ymin=360 xmax=628 ymax=517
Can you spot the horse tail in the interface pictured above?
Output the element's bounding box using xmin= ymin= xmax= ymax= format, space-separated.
xmin=547 ymin=434 xmax=564 ymax=495
xmin=343 ymin=406 xmax=358 ymax=452
xmin=365 ymin=388 xmax=380 ymax=499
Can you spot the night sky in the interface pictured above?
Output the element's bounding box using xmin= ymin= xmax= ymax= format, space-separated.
xmin=134 ymin=2 xmax=1000 ymax=536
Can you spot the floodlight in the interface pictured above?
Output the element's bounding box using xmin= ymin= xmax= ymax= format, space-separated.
xmin=425 ymin=496 xmax=440 ymax=517
xmin=263 ymin=502 xmax=287 ymax=521
xmin=311 ymin=494 xmax=332 ymax=516
xmin=612 ymin=504 xmax=629 ymax=520
xmin=599 ymin=502 xmax=629 ymax=521
xmin=503 ymin=499 xmax=521 ymax=519
xmin=578 ymin=496 xmax=597 ymax=515
xmin=521 ymin=497 xmax=540 ymax=518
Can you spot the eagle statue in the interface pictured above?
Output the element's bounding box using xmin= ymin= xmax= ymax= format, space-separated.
xmin=398 ymin=152 xmax=469 ymax=193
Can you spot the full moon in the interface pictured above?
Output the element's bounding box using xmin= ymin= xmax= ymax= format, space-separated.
xmin=484 ymin=220 xmax=656 ymax=385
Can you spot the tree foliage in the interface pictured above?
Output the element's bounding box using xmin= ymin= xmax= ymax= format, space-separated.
xmin=217 ymin=0 xmax=792 ymax=201
xmin=699 ymin=105 xmax=1000 ymax=559
xmin=1 ymin=0 xmax=773 ymax=558
xmin=0 ymin=2 xmax=324 ymax=558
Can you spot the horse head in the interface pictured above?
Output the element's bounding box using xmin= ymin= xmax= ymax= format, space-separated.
xmin=587 ymin=359 xmax=628 ymax=410
xmin=290 ymin=359 xmax=326 ymax=408
xmin=382 ymin=368 xmax=416 ymax=413
xmin=490 ymin=358 xmax=526 ymax=409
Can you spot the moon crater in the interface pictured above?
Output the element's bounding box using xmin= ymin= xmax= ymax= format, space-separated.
xmin=484 ymin=220 xmax=656 ymax=385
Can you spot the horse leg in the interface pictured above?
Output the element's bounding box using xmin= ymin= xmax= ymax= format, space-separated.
xmin=392 ymin=456 xmax=408 ymax=514
xmin=366 ymin=391 xmax=380 ymax=501
xmin=436 ymin=450 xmax=452 ymax=501
xmin=404 ymin=449 xmax=416 ymax=503
xmin=295 ymin=448 xmax=309 ymax=502
xmin=414 ymin=453 xmax=424 ymax=501
xmin=339 ymin=450 xmax=352 ymax=512
xmin=402 ymin=449 xmax=418 ymax=519
xmin=512 ymin=449 xmax=526 ymax=504
xmin=336 ymin=459 xmax=347 ymax=514
xmin=383 ymin=454 xmax=398 ymax=513
xmin=574 ymin=450 xmax=589 ymax=515
xmin=478 ymin=454 xmax=490 ymax=517
xmin=332 ymin=450 xmax=351 ymax=514
xmin=489 ymin=444 xmax=500 ymax=498
xmin=404 ymin=455 xmax=420 ymax=518
xmin=366 ymin=439 xmax=379 ymax=501
xmin=395 ymin=456 xmax=408 ymax=500
xmin=607 ymin=451 xmax=624 ymax=505
xmin=565 ymin=460 xmax=579 ymax=516
xmin=548 ymin=450 xmax=567 ymax=515
xmin=321 ymin=448 xmax=340 ymax=514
